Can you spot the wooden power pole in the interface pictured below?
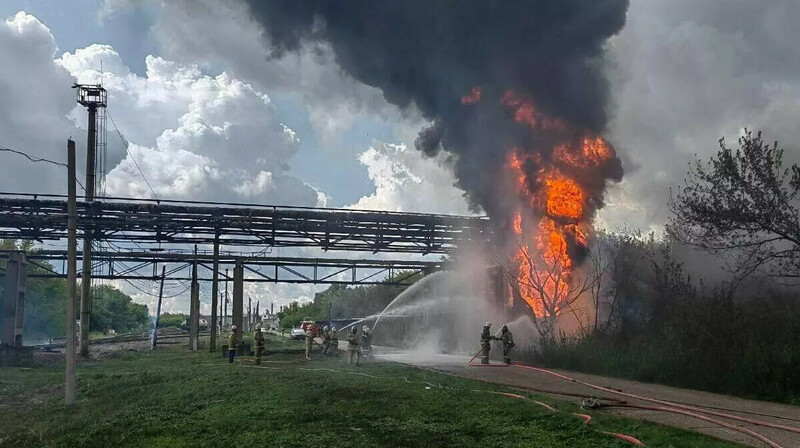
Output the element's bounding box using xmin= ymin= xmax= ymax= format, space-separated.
xmin=65 ymin=139 xmax=77 ymax=406
xmin=151 ymin=266 xmax=166 ymax=348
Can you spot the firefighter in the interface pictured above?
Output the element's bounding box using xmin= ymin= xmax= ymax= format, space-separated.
xmin=321 ymin=325 xmax=331 ymax=355
xmin=480 ymin=321 xmax=494 ymax=364
xmin=360 ymin=325 xmax=373 ymax=360
xmin=304 ymin=324 xmax=315 ymax=360
xmin=227 ymin=325 xmax=238 ymax=364
xmin=498 ymin=324 xmax=515 ymax=364
xmin=347 ymin=327 xmax=360 ymax=365
xmin=253 ymin=324 xmax=265 ymax=365
xmin=329 ymin=326 xmax=339 ymax=356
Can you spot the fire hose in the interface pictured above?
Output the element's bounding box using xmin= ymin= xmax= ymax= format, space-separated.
xmin=241 ymin=362 xmax=643 ymax=445
xmin=512 ymin=364 xmax=800 ymax=448
xmin=460 ymin=361 xmax=643 ymax=445
xmin=467 ymin=341 xmax=511 ymax=367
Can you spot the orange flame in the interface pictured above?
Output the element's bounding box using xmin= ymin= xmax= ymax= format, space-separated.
xmin=462 ymin=87 xmax=614 ymax=319
xmin=461 ymin=87 xmax=482 ymax=105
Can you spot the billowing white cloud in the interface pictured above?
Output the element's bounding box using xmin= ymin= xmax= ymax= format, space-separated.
xmin=59 ymin=43 xmax=322 ymax=206
xmin=0 ymin=12 xmax=81 ymax=194
xmin=352 ymin=142 xmax=472 ymax=215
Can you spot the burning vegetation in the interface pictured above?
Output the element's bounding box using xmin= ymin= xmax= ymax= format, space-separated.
xmin=461 ymin=89 xmax=622 ymax=330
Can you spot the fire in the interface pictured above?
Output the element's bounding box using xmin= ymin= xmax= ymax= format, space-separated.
xmin=544 ymin=172 xmax=584 ymax=221
xmin=554 ymin=137 xmax=614 ymax=168
xmin=461 ymin=87 xmax=482 ymax=105
xmin=489 ymin=90 xmax=615 ymax=318
xmin=502 ymin=91 xmax=566 ymax=131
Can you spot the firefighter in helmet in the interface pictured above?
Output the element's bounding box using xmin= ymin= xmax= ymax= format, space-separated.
xmin=347 ymin=327 xmax=360 ymax=365
xmin=321 ymin=325 xmax=331 ymax=355
xmin=360 ymin=325 xmax=373 ymax=360
xmin=498 ymin=324 xmax=515 ymax=364
xmin=480 ymin=321 xmax=494 ymax=364
xmin=227 ymin=325 xmax=238 ymax=364
xmin=304 ymin=324 xmax=315 ymax=360
xmin=253 ymin=324 xmax=265 ymax=365
xmin=329 ymin=326 xmax=339 ymax=356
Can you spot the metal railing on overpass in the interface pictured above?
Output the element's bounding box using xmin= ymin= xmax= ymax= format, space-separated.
xmin=0 ymin=249 xmax=443 ymax=285
xmin=0 ymin=193 xmax=491 ymax=254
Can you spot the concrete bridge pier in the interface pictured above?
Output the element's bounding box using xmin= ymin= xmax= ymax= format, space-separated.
xmin=2 ymin=252 xmax=27 ymax=347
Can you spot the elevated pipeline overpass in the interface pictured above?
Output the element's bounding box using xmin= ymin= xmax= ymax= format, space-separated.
xmin=0 ymin=250 xmax=441 ymax=286
xmin=0 ymin=193 xmax=491 ymax=254
xmin=0 ymin=192 xmax=491 ymax=352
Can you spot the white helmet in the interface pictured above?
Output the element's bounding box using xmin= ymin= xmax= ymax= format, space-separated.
xmin=323 ymin=325 xmax=329 ymax=331
xmin=231 ymin=325 xmax=237 ymax=331
xmin=331 ymin=326 xmax=337 ymax=332
xmin=484 ymin=321 xmax=491 ymax=327
xmin=362 ymin=325 xmax=370 ymax=333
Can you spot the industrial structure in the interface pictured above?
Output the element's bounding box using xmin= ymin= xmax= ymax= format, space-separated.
xmin=0 ymin=82 xmax=491 ymax=381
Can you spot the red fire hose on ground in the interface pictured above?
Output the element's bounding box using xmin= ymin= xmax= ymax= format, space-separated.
xmin=511 ymin=363 xmax=800 ymax=448
xmin=465 ymin=345 xmax=644 ymax=444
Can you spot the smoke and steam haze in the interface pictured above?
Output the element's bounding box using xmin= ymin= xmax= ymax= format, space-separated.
xmin=244 ymin=0 xmax=629 ymax=224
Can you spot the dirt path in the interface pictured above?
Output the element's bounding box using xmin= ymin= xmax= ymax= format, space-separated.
xmin=373 ymin=348 xmax=800 ymax=447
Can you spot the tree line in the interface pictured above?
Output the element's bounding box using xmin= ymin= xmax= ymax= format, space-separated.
xmin=277 ymin=271 xmax=424 ymax=329
xmin=0 ymin=240 xmax=150 ymax=341
xmin=529 ymin=130 xmax=800 ymax=402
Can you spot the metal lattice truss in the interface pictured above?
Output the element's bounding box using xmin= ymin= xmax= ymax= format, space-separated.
xmin=0 ymin=195 xmax=491 ymax=254
xmin=0 ymin=250 xmax=443 ymax=286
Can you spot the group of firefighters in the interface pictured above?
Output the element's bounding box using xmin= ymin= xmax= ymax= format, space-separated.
xmin=225 ymin=323 xmax=373 ymax=366
xmin=479 ymin=321 xmax=515 ymax=364
xmin=225 ymin=320 xmax=514 ymax=365
xmin=309 ymin=324 xmax=374 ymax=365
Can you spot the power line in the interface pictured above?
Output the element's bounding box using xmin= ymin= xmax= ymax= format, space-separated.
xmin=106 ymin=110 xmax=159 ymax=200
xmin=0 ymin=146 xmax=87 ymax=192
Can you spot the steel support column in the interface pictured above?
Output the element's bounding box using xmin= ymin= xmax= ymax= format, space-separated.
xmin=189 ymin=253 xmax=199 ymax=351
xmin=209 ymin=235 xmax=219 ymax=352
xmin=1 ymin=252 xmax=27 ymax=347
xmin=232 ymin=260 xmax=243 ymax=345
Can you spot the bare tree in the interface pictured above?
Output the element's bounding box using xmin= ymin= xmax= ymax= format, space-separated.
xmin=668 ymin=130 xmax=800 ymax=283
xmin=495 ymin=242 xmax=599 ymax=340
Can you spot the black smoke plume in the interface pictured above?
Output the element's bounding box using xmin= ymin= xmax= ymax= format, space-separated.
xmin=244 ymin=0 xmax=628 ymax=221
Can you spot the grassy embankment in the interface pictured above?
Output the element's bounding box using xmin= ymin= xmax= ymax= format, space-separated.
xmin=1 ymin=334 xmax=743 ymax=448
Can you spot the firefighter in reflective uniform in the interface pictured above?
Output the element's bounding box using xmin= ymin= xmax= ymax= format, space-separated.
xmin=360 ymin=325 xmax=373 ymax=360
xmin=329 ymin=327 xmax=339 ymax=356
xmin=347 ymin=327 xmax=360 ymax=365
xmin=227 ymin=325 xmax=238 ymax=364
xmin=480 ymin=321 xmax=495 ymax=364
xmin=498 ymin=324 xmax=515 ymax=364
xmin=305 ymin=325 xmax=315 ymax=360
xmin=253 ymin=324 xmax=265 ymax=365
xmin=321 ymin=325 xmax=331 ymax=355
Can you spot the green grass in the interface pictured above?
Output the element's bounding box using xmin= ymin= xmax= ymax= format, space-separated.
xmin=0 ymin=343 xmax=743 ymax=448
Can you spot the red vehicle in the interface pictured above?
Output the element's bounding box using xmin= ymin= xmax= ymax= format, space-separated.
xmin=300 ymin=319 xmax=317 ymax=336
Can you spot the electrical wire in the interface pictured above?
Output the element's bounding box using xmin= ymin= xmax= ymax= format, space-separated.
xmin=106 ymin=110 xmax=159 ymax=200
xmin=0 ymin=146 xmax=87 ymax=192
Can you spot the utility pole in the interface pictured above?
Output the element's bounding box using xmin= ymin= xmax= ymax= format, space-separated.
xmin=219 ymin=290 xmax=223 ymax=334
xmin=65 ymin=139 xmax=77 ymax=406
xmin=210 ymin=233 xmax=219 ymax=351
xmin=328 ymin=301 xmax=333 ymax=332
xmin=248 ymin=297 xmax=252 ymax=331
xmin=189 ymin=245 xmax=199 ymax=351
xmin=74 ymin=84 xmax=106 ymax=357
xmin=232 ymin=260 xmax=243 ymax=344
xmin=224 ymin=268 xmax=229 ymax=327
xmin=151 ymin=266 xmax=166 ymax=348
